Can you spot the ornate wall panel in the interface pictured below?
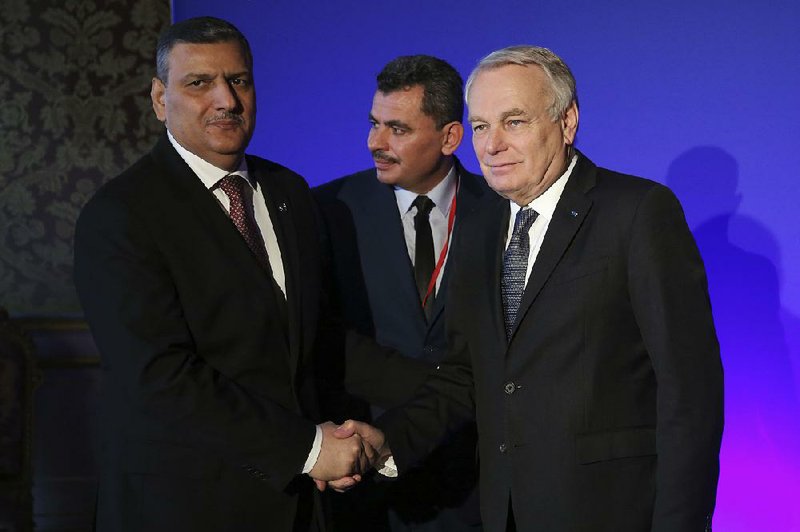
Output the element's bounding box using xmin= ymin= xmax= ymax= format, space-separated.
xmin=0 ymin=0 xmax=170 ymax=316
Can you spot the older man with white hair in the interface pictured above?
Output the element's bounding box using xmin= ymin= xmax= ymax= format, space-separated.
xmin=335 ymin=45 xmax=723 ymax=532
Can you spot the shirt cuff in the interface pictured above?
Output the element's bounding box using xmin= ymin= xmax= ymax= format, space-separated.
xmin=301 ymin=425 xmax=323 ymax=474
xmin=378 ymin=455 xmax=398 ymax=478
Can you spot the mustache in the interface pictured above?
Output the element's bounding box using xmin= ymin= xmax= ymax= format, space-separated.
xmin=371 ymin=150 xmax=400 ymax=164
xmin=206 ymin=112 xmax=244 ymax=125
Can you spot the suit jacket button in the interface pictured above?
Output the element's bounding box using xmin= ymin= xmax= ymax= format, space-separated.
xmin=499 ymin=443 xmax=507 ymax=453
xmin=504 ymin=382 xmax=516 ymax=395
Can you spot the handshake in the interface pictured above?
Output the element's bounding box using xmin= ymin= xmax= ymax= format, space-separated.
xmin=308 ymin=420 xmax=392 ymax=492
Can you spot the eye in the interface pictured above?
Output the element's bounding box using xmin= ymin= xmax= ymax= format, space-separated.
xmin=507 ymin=119 xmax=524 ymax=128
xmin=472 ymin=123 xmax=487 ymax=133
xmin=391 ymin=126 xmax=406 ymax=135
xmin=230 ymin=78 xmax=249 ymax=86
xmin=188 ymin=79 xmax=206 ymax=87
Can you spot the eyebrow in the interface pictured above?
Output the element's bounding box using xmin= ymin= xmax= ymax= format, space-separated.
xmin=369 ymin=114 xmax=412 ymax=130
xmin=180 ymin=70 xmax=251 ymax=81
xmin=468 ymin=107 xmax=529 ymax=123
xmin=500 ymin=108 xmax=528 ymax=120
xmin=181 ymin=72 xmax=213 ymax=81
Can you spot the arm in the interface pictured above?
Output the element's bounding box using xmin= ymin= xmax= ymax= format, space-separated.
xmin=311 ymin=196 xmax=434 ymax=412
xmin=74 ymin=191 xmax=363 ymax=491
xmin=627 ymin=184 xmax=724 ymax=530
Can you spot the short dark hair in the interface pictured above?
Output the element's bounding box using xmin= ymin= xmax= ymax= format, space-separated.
xmin=376 ymin=55 xmax=464 ymax=129
xmin=155 ymin=16 xmax=252 ymax=83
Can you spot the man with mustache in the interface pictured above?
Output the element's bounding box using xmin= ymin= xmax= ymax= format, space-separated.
xmin=334 ymin=45 xmax=723 ymax=532
xmin=74 ymin=17 xmax=371 ymax=532
xmin=314 ymin=55 xmax=490 ymax=531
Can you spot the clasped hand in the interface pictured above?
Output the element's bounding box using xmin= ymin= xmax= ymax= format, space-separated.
xmin=308 ymin=420 xmax=389 ymax=492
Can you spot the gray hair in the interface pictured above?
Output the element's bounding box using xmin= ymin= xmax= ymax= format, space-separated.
xmin=465 ymin=45 xmax=578 ymax=121
xmin=155 ymin=17 xmax=252 ymax=84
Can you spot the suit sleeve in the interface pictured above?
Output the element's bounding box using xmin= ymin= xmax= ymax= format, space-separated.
xmin=375 ymin=230 xmax=477 ymax=474
xmin=627 ymin=184 xmax=724 ymax=530
xmin=310 ymin=195 xmax=433 ymax=413
xmin=73 ymin=191 xmax=316 ymax=492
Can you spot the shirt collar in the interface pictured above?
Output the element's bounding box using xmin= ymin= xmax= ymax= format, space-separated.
xmin=167 ymin=130 xmax=252 ymax=190
xmin=509 ymin=154 xmax=578 ymax=220
xmin=394 ymin=164 xmax=458 ymax=217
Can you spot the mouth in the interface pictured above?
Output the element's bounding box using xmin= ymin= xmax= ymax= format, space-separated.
xmin=207 ymin=114 xmax=244 ymax=130
xmin=208 ymin=120 xmax=243 ymax=130
xmin=372 ymin=152 xmax=399 ymax=171
xmin=486 ymin=162 xmax=519 ymax=175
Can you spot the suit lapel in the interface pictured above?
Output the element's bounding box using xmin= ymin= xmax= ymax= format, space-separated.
xmin=250 ymin=160 xmax=302 ymax=372
xmin=511 ymin=156 xmax=596 ymax=340
xmin=349 ymin=174 xmax=429 ymax=330
xmin=459 ymin=190 xmax=510 ymax=349
xmin=153 ymin=136 xmax=278 ymax=290
xmin=429 ymin=167 xmax=487 ymax=324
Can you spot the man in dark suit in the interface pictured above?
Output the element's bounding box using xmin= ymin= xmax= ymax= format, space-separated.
xmin=73 ymin=17 xmax=370 ymax=532
xmin=314 ymin=55 xmax=488 ymax=531
xmin=334 ymin=46 xmax=724 ymax=531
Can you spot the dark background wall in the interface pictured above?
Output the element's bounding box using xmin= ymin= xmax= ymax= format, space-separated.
xmin=173 ymin=2 xmax=800 ymax=530
xmin=0 ymin=1 xmax=169 ymax=529
xmin=0 ymin=0 xmax=169 ymax=316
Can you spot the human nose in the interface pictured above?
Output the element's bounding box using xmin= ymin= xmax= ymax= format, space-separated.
xmin=485 ymin=127 xmax=507 ymax=155
xmin=213 ymin=81 xmax=240 ymax=111
xmin=367 ymin=126 xmax=387 ymax=152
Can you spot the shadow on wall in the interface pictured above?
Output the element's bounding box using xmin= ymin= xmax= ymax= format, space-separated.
xmin=666 ymin=146 xmax=800 ymax=530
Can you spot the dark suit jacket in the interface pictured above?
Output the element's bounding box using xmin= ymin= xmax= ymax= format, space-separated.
xmin=74 ymin=134 xmax=325 ymax=532
xmin=313 ymin=162 xmax=491 ymax=528
xmin=378 ymin=153 xmax=724 ymax=532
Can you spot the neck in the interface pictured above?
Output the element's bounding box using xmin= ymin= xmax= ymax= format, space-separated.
xmin=212 ymin=153 xmax=245 ymax=172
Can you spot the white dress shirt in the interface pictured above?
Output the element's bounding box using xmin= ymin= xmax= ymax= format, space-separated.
xmin=167 ymin=132 xmax=286 ymax=297
xmin=166 ymin=132 xmax=322 ymax=473
xmin=394 ymin=165 xmax=458 ymax=294
xmin=505 ymin=155 xmax=577 ymax=287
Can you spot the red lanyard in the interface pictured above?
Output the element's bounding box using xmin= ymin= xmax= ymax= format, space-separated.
xmin=421 ymin=179 xmax=458 ymax=309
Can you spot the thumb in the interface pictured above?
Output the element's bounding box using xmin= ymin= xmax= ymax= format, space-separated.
xmin=333 ymin=419 xmax=358 ymax=438
xmin=313 ymin=479 xmax=327 ymax=492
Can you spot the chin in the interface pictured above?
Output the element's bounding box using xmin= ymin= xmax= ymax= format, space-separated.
xmin=375 ymin=171 xmax=399 ymax=186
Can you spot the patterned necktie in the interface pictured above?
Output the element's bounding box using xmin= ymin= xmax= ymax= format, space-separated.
xmin=216 ymin=174 xmax=288 ymax=333
xmin=413 ymin=195 xmax=436 ymax=321
xmin=216 ymin=174 xmax=269 ymax=267
xmin=502 ymin=208 xmax=539 ymax=339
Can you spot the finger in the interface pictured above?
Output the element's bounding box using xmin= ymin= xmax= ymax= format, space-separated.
xmin=329 ymin=476 xmax=359 ymax=492
xmin=334 ymin=420 xmax=357 ymax=438
xmin=362 ymin=440 xmax=378 ymax=465
xmin=313 ymin=479 xmax=327 ymax=492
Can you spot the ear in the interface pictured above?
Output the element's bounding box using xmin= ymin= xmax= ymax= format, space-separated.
xmin=440 ymin=121 xmax=464 ymax=156
xmin=561 ymin=101 xmax=579 ymax=146
xmin=151 ymin=77 xmax=167 ymax=123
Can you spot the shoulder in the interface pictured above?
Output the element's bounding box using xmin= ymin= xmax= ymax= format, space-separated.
xmin=247 ymin=154 xmax=308 ymax=191
xmin=595 ymin=167 xmax=681 ymax=212
xmin=312 ymin=168 xmax=378 ymax=204
xmin=576 ymin=154 xmax=677 ymax=206
xmin=78 ymin=150 xmax=159 ymax=223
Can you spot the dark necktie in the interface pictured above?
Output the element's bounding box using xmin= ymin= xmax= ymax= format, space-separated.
xmin=216 ymin=174 xmax=270 ymax=267
xmin=216 ymin=174 xmax=289 ymax=333
xmin=412 ymin=195 xmax=436 ymax=321
xmin=502 ymin=208 xmax=538 ymax=339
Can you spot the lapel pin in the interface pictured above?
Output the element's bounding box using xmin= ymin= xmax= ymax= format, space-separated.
xmin=570 ymin=210 xmax=579 ymax=217
xmin=278 ymin=202 xmax=288 ymax=212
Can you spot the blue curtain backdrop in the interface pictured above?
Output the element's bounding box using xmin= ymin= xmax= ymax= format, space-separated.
xmin=174 ymin=2 xmax=800 ymax=529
